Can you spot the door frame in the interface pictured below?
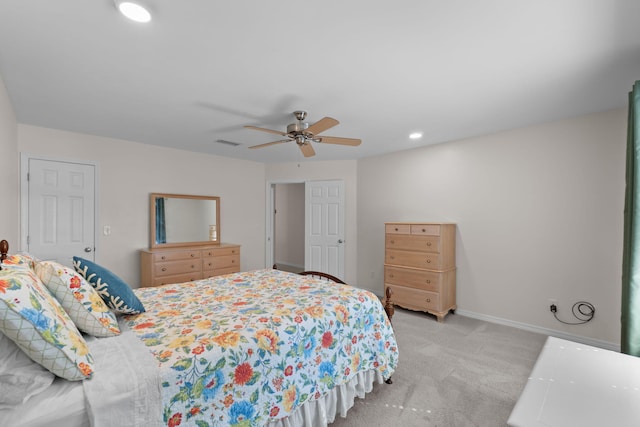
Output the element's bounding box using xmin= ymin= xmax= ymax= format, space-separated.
xmin=20 ymin=153 xmax=100 ymax=257
xmin=265 ymin=179 xmax=345 ymax=277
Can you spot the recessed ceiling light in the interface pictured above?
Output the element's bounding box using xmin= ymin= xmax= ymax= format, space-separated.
xmin=409 ymin=132 xmax=423 ymax=140
xmin=116 ymin=1 xmax=152 ymax=23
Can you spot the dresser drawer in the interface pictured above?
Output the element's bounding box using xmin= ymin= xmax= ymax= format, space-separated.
xmin=151 ymin=272 xmax=202 ymax=287
xmin=153 ymin=251 xmax=201 ymax=263
xmin=385 ymin=266 xmax=441 ymax=292
xmin=385 ymin=224 xmax=411 ymax=234
xmin=410 ymin=224 xmax=441 ymax=236
xmin=386 ymin=234 xmax=440 ymax=253
xmin=154 ymin=259 xmax=201 ymax=277
xmin=202 ymin=246 xmax=240 ymax=258
xmin=202 ymin=255 xmax=239 ymax=271
xmin=385 ymin=249 xmax=444 ymax=270
xmin=210 ymin=254 xmax=239 ymax=270
xmin=385 ymin=284 xmax=440 ymax=312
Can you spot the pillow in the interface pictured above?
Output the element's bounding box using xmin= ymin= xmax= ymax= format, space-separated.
xmin=35 ymin=260 xmax=121 ymax=337
xmin=0 ymin=268 xmax=94 ymax=381
xmin=0 ymin=330 xmax=55 ymax=408
xmin=73 ymin=257 xmax=145 ymax=314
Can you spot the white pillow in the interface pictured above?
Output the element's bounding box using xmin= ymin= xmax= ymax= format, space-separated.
xmin=0 ymin=331 xmax=55 ymax=408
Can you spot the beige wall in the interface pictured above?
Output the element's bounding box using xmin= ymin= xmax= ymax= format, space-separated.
xmin=358 ymin=109 xmax=626 ymax=346
xmin=266 ymin=161 xmax=358 ymax=285
xmin=0 ymin=76 xmax=19 ymax=243
xmin=17 ymin=125 xmax=267 ymax=286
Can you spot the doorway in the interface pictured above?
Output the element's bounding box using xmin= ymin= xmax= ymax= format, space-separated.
xmin=267 ymin=180 xmax=345 ymax=280
xmin=273 ymin=183 xmax=305 ymax=273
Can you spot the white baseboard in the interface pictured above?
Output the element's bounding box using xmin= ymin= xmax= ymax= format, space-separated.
xmin=455 ymin=309 xmax=620 ymax=352
xmin=368 ymin=289 xmax=619 ymax=352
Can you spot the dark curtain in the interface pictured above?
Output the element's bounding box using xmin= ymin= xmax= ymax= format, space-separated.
xmin=156 ymin=197 xmax=167 ymax=244
xmin=622 ymin=80 xmax=640 ymax=356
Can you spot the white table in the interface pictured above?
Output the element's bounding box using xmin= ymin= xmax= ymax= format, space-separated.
xmin=508 ymin=336 xmax=640 ymax=427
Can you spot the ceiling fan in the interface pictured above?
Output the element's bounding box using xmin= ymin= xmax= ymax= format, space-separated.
xmin=245 ymin=110 xmax=361 ymax=157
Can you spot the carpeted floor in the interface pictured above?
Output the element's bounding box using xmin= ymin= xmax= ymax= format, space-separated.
xmin=330 ymin=308 xmax=547 ymax=426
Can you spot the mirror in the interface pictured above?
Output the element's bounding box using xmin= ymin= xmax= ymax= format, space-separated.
xmin=150 ymin=193 xmax=220 ymax=248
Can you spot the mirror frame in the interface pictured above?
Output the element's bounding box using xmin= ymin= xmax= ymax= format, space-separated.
xmin=150 ymin=193 xmax=220 ymax=249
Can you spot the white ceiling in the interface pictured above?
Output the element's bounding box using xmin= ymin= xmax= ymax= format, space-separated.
xmin=1 ymin=1 xmax=639 ymax=163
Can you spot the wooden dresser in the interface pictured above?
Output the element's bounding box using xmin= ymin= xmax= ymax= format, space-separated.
xmin=140 ymin=243 xmax=240 ymax=287
xmin=384 ymin=222 xmax=456 ymax=322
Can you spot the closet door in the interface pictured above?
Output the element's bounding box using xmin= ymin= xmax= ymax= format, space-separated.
xmin=25 ymin=157 xmax=96 ymax=267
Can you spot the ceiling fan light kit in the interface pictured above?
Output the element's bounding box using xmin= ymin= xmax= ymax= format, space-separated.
xmin=245 ymin=110 xmax=361 ymax=158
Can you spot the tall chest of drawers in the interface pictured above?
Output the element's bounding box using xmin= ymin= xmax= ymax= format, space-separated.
xmin=384 ymin=222 xmax=456 ymax=322
xmin=140 ymin=243 xmax=240 ymax=287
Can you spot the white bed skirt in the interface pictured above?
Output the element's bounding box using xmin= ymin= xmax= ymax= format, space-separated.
xmin=267 ymin=369 xmax=383 ymax=427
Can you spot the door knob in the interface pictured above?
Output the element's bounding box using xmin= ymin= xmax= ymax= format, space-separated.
xmin=338 ymin=239 xmax=344 ymax=244
xmin=84 ymin=247 xmax=93 ymax=253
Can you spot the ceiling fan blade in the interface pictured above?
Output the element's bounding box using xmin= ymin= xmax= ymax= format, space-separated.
xmin=316 ymin=136 xmax=362 ymax=146
xmin=249 ymin=139 xmax=290 ymax=149
xmin=299 ymin=142 xmax=316 ymax=157
xmin=305 ymin=117 xmax=339 ymax=136
xmin=245 ymin=125 xmax=289 ymax=137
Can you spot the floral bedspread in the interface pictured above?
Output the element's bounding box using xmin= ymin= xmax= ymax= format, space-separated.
xmin=125 ymin=269 xmax=398 ymax=427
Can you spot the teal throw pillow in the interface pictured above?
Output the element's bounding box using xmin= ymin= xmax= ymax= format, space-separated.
xmin=72 ymin=257 xmax=145 ymax=314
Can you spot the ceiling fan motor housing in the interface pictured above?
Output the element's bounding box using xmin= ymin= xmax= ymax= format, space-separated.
xmin=287 ymin=121 xmax=309 ymax=134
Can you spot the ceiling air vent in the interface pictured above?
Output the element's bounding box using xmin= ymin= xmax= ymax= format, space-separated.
xmin=215 ymin=139 xmax=241 ymax=147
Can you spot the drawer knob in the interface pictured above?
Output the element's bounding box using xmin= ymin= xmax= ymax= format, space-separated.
xmin=426 ymin=298 xmax=431 ymax=303
xmin=161 ymin=256 xmax=166 ymax=260
xmin=390 ymin=274 xmax=394 ymax=278
xmin=208 ymin=262 xmax=212 ymax=267
xmin=422 ymin=228 xmax=426 ymax=232
xmin=232 ymin=260 xmax=235 ymax=264
xmin=232 ymin=250 xmax=236 ymax=254
xmin=427 ymin=242 xmax=432 ymax=246
xmin=426 ymin=279 xmax=431 ymax=284
xmin=191 ymin=265 xmax=196 ymax=269
xmin=390 ymin=240 xmax=395 ymax=244
xmin=395 ymin=227 xmax=399 ymax=231
xmin=191 ymin=254 xmax=195 ymax=257
xmin=161 ymin=267 xmax=166 ymax=272
xmin=426 ymin=259 xmax=431 ymax=263
xmin=390 ymin=256 xmax=395 ymax=260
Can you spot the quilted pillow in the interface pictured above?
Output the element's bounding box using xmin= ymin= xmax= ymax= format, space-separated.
xmin=0 ymin=268 xmax=94 ymax=381
xmin=73 ymin=257 xmax=145 ymax=314
xmin=35 ymin=260 xmax=121 ymax=337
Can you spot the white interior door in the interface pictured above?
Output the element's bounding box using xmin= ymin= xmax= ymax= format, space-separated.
xmin=24 ymin=157 xmax=96 ymax=267
xmin=305 ymin=180 xmax=345 ymax=279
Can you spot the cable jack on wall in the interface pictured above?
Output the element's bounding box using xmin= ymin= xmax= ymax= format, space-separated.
xmin=549 ymin=301 xmax=595 ymax=325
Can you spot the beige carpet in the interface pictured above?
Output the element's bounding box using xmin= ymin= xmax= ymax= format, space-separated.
xmin=330 ymin=308 xmax=546 ymax=426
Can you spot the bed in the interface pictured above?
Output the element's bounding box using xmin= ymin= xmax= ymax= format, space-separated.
xmin=0 ymin=239 xmax=398 ymax=426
